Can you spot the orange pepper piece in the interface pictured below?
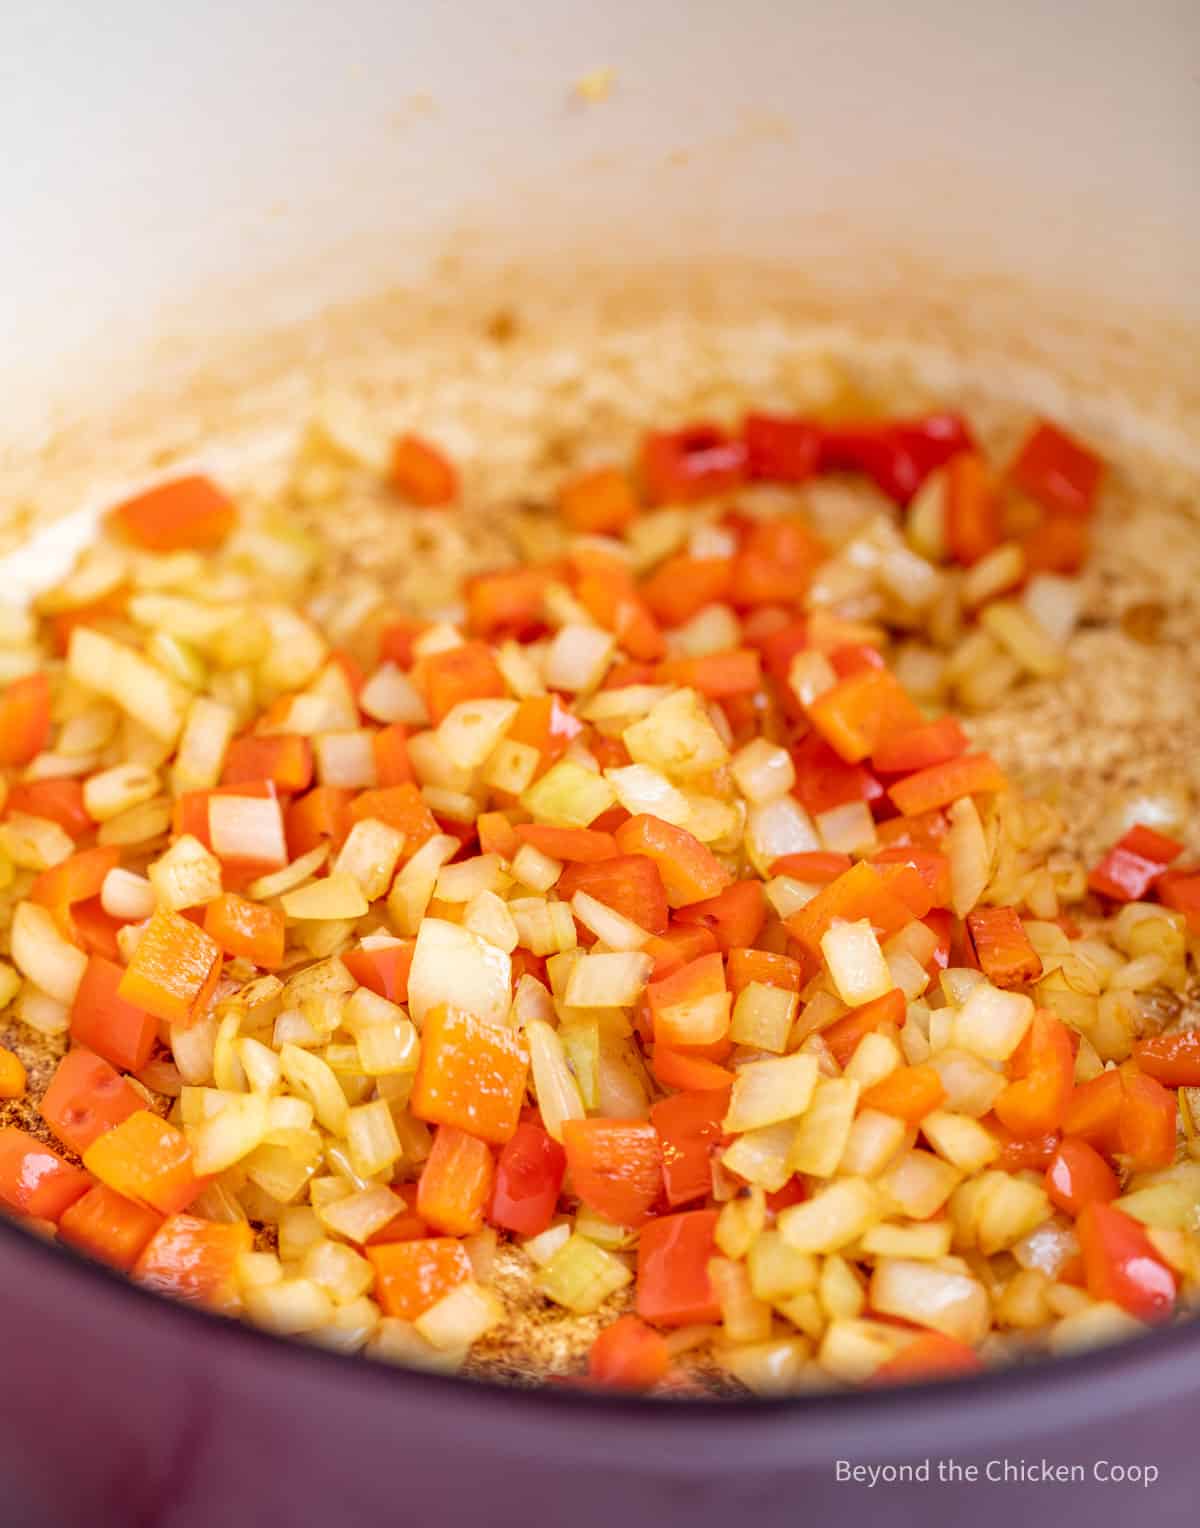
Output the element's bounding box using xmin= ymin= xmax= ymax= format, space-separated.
xmin=58 ymin=1184 xmax=163 ymax=1272
xmin=389 ymin=433 xmax=458 ymax=506
xmin=107 ymin=475 xmax=235 ymax=551
xmin=366 ymin=1237 xmax=472 ymax=1320
xmin=83 ymin=1110 xmax=204 ymax=1216
xmin=134 ymin=1214 xmax=252 ymax=1311
xmin=117 ymin=908 xmax=223 ymax=1027
xmin=416 ymin=1125 xmax=495 ymax=1235
xmin=409 ymin=1005 xmax=528 ymax=1145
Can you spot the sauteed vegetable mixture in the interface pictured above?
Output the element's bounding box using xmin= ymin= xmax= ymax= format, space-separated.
xmin=1 ymin=403 xmax=1197 ymax=1394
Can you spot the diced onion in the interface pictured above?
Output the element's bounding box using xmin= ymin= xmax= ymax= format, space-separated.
xmin=725 ymin=1053 xmax=819 ymax=1133
xmin=603 ymin=763 xmax=691 ymax=826
xmin=778 ymin=1177 xmax=879 ymax=1254
xmin=622 ymin=688 xmax=730 ymax=780
xmin=359 ymin=663 xmax=429 ymax=725
xmin=869 ymin=1258 xmax=989 ymax=1343
xmin=525 ymin=1019 xmax=586 ymax=1142
xmin=821 ymin=920 xmax=892 ymax=1007
xmin=563 ymin=951 xmax=653 ymax=1009
xmin=415 ymin=1280 xmax=504 ymax=1350
xmin=731 ymin=738 xmax=795 ymax=805
xmin=281 ymin=873 xmax=369 ymax=922
xmin=570 ymin=890 xmax=649 ymax=952
xmin=148 ymin=834 xmax=223 ymax=911
xmin=101 ymin=867 xmax=156 ymax=921
xmin=314 ymin=731 xmax=377 ymax=789
xmin=436 ymin=699 xmax=520 ymax=770
xmin=10 ymin=901 xmax=87 ymax=1005
xmin=952 ymin=982 xmax=1034 ymax=1061
xmin=407 ymin=917 xmax=512 ymax=1028
xmin=745 ymin=796 xmax=820 ymax=878
xmin=210 ymin=794 xmax=288 ymax=868
xmin=789 ymin=1077 xmax=860 ymax=1178
xmin=172 ymin=697 xmax=236 ymax=791
xmin=543 ymin=625 xmax=615 ymax=694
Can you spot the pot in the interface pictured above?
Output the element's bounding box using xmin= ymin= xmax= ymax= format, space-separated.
xmin=1 ymin=3 xmax=1197 ymax=1525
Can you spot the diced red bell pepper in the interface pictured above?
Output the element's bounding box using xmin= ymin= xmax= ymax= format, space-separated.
xmin=377 ymin=615 xmax=429 ymax=669
xmin=30 ymin=845 xmax=121 ymax=945
xmin=640 ymin=555 xmax=734 ymax=629
xmin=1157 ymin=871 xmax=1200 ymax=936
xmin=1117 ymin=1062 xmax=1177 ymax=1171
xmin=650 ymin=1089 xmax=730 ymax=1207
xmin=587 ymin=1314 xmax=671 ymax=1390
xmin=58 ymin=1184 xmax=163 ymax=1271
xmin=390 ymin=434 xmax=457 ymax=506
xmin=807 ymin=669 xmax=923 ymax=765
xmin=821 ymin=988 xmax=907 ymax=1068
xmin=1061 ymin=1070 xmax=1124 ymax=1156
xmin=465 ymin=564 xmax=558 ymax=641
xmin=83 ymin=1111 xmax=203 ymax=1216
xmin=70 ymin=954 xmax=158 ymax=1074
xmin=40 ymin=1046 xmax=144 ymax=1155
xmin=371 ymin=723 xmax=413 ymax=787
xmin=817 ymin=413 xmax=973 ymax=505
xmin=1008 ymin=420 xmax=1103 ymax=519
xmin=135 ymin=1215 xmax=253 ymax=1312
xmin=731 ymin=517 xmax=826 ymax=608
xmin=1088 ymin=824 xmax=1183 ymax=903
xmin=871 ymin=846 xmax=952 ymax=910
xmin=743 ymin=413 xmax=821 ymax=482
xmin=966 ymin=905 xmax=1044 ymax=988
xmin=367 ymin=1237 xmax=472 ymax=1319
xmin=642 ymin=924 xmax=723 ymax=980
xmin=871 ymin=716 xmax=968 ymax=775
xmin=770 ymin=850 xmax=853 ymax=884
xmin=872 ymin=1331 xmax=982 ymax=1383
xmin=860 ymin=1064 xmax=945 ymax=1124
xmin=1132 ymin=1030 xmax=1200 ymax=1087
xmin=789 ymin=732 xmax=882 ymax=817
xmin=558 ymin=854 xmax=670 ymax=935
xmin=342 ymin=941 xmax=415 ymax=1005
xmin=987 ymin=1123 xmax=1061 ymax=1173
xmin=647 ymin=953 xmax=731 ymax=1049
xmin=993 ymin=1010 xmax=1075 ymax=1138
xmin=489 ymin=1120 xmax=566 ymax=1237
xmin=562 ymin=1118 xmax=662 ymax=1227
xmin=107 ymin=475 xmax=236 ymax=551
xmin=640 ymin=424 xmax=746 ymax=505
xmin=285 ymin=785 xmax=354 ymax=857
xmin=410 ymin=1006 xmax=528 ymax=1146
xmin=1021 ymin=513 xmax=1090 ymax=575
xmin=1044 ymin=1138 xmax=1119 ymax=1217
xmin=1076 ymin=1202 xmax=1175 ymax=1323
xmin=636 ymin=1208 xmax=721 ymax=1325
xmin=944 ymin=452 xmax=1001 ymax=566
xmin=672 ymin=880 xmax=766 ymax=953
xmin=657 ymin=650 xmax=762 ymax=699
xmin=4 ymin=779 xmax=91 ymax=838
xmin=513 ymin=825 xmax=618 ymax=863
xmin=417 ymin=1125 xmax=495 ymax=1236
xmin=222 ymin=734 xmax=313 ymax=793
xmin=651 ymin=1048 xmax=736 ymax=1093
xmin=786 ymin=861 xmax=913 ymax=956
xmin=560 ymin=468 xmax=640 ymax=535
xmin=888 ymin=754 xmax=1008 ymax=816
xmin=0 ymin=1127 xmax=93 ymax=1222
xmin=613 ymin=815 xmax=730 ymax=909
xmin=414 ymin=642 xmax=506 ymax=725
xmin=725 ymin=947 xmax=808 ymax=997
